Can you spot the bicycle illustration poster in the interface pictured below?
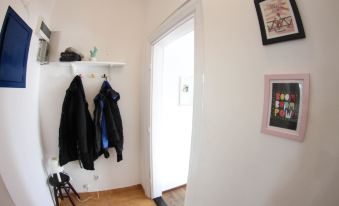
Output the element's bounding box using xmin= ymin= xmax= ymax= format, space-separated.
xmin=254 ymin=0 xmax=305 ymax=45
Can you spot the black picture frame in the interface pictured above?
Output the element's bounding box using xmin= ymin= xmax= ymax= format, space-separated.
xmin=254 ymin=0 xmax=305 ymax=45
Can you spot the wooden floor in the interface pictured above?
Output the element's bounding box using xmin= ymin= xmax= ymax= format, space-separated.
xmin=162 ymin=185 xmax=186 ymax=206
xmin=59 ymin=185 xmax=156 ymax=206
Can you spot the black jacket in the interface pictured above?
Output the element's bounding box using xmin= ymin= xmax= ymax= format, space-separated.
xmin=59 ymin=76 xmax=95 ymax=170
xmin=93 ymin=81 xmax=123 ymax=162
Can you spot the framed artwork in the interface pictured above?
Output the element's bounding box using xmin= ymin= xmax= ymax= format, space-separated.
xmin=261 ymin=74 xmax=310 ymax=142
xmin=254 ymin=0 xmax=305 ymax=45
xmin=179 ymin=76 xmax=194 ymax=106
xmin=0 ymin=6 xmax=32 ymax=88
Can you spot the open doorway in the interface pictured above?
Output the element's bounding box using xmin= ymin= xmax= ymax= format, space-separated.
xmin=150 ymin=17 xmax=195 ymax=206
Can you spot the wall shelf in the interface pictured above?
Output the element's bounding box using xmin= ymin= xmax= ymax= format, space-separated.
xmin=44 ymin=61 xmax=125 ymax=68
xmin=42 ymin=61 xmax=125 ymax=75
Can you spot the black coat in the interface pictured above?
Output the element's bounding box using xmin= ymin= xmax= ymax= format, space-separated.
xmin=59 ymin=76 xmax=95 ymax=170
xmin=93 ymin=81 xmax=123 ymax=162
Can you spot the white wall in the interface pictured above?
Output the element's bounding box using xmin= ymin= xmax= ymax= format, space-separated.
xmin=0 ymin=0 xmax=56 ymax=205
xmin=39 ymin=0 xmax=145 ymax=192
xmin=142 ymin=0 xmax=339 ymax=205
xmin=2 ymin=0 xmax=338 ymax=205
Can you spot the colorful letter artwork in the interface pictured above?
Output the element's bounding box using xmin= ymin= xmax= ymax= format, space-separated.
xmin=259 ymin=0 xmax=298 ymax=39
xmin=262 ymin=74 xmax=309 ymax=141
xmin=269 ymin=83 xmax=301 ymax=131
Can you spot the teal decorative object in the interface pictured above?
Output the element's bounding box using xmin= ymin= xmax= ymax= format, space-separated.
xmin=90 ymin=47 xmax=98 ymax=61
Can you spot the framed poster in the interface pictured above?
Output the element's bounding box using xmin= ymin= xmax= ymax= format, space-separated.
xmin=261 ymin=74 xmax=310 ymax=142
xmin=179 ymin=76 xmax=194 ymax=106
xmin=254 ymin=0 xmax=305 ymax=45
xmin=0 ymin=6 xmax=32 ymax=88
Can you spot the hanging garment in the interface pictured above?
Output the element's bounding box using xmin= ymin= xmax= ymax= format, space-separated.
xmin=59 ymin=75 xmax=95 ymax=170
xmin=93 ymin=81 xmax=124 ymax=162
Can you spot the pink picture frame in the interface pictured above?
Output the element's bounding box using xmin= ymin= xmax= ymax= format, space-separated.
xmin=261 ymin=74 xmax=310 ymax=142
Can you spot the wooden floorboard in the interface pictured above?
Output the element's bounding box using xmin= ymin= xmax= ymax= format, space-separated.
xmin=59 ymin=185 xmax=156 ymax=206
xmin=162 ymin=185 xmax=186 ymax=206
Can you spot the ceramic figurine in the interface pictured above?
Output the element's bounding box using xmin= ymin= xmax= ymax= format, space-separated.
xmin=90 ymin=47 xmax=98 ymax=61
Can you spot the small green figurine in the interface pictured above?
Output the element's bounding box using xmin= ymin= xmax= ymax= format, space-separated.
xmin=90 ymin=47 xmax=98 ymax=61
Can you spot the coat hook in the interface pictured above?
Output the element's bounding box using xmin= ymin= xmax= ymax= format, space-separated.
xmin=102 ymin=74 xmax=108 ymax=81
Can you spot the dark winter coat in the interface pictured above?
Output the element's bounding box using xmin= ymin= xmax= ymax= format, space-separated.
xmin=93 ymin=81 xmax=123 ymax=162
xmin=59 ymin=75 xmax=95 ymax=170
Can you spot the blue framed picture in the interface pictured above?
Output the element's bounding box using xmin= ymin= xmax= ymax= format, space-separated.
xmin=0 ymin=6 xmax=32 ymax=88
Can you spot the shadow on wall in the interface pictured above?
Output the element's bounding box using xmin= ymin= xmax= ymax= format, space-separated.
xmin=0 ymin=174 xmax=15 ymax=206
xmin=267 ymin=135 xmax=339 ymax=206
xmin=38 ymin=120 xmax=56 ymax=205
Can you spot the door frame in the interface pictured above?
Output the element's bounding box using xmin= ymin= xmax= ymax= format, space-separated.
xmin=148 ymin=0 xmax=205 ymax=199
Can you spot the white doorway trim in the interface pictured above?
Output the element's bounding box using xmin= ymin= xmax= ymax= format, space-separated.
xmin=149 ymin=0 xmax=205 ymax=199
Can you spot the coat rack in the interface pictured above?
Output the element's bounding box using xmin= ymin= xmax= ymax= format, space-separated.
xmin=69 ymin=61 xmax=125 ymax=75
xmin=41 ymin=61 xmax=125 ymax=81
xmin=102 ymin=74 xmax=108 ymax=81
xmin=78 ymin=73 xmax=109 ymax=80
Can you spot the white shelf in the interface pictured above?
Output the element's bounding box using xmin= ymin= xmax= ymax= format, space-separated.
xmin=44 ymin=61 xmax=125 ymax=68
xmin=42 ymin=61 xmax=125 ymax=76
